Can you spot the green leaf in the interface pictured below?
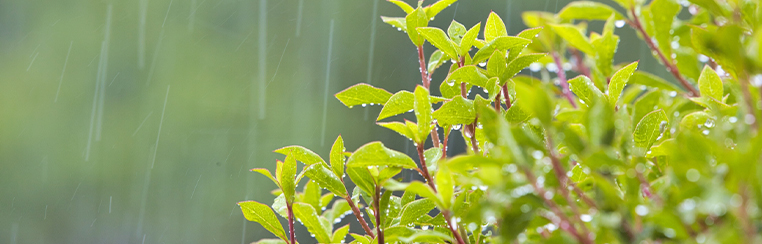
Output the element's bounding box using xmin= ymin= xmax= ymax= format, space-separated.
xmin=293 ymin=202 xmax=331 ymax=243
xmin=304 ymin=180 xmax=323 ymax=215
xmin=405 ymin=181 xmax=444 ymax=207
xmin=448 ymin=20 xmax=466 ymax=44
xmin=330 ymin=135 xmax=345 ymax=180
xmin=414 ymin=86 xmax=433 ymax=143
xmin=398 ymin=231 xmax=453 ymax=243
xmin=346 ymin=141 xmax=417 ymax=169
xmin=592 ymin=15 xmax=620 ymax=77
xmin=388 ymin=0 xmax=414 ymax=14
xmin=607 ymin=61 xmax=638 ymax=107
xmin=427 ymin=50 xmax=448 ymax=74
xmin=350 ymin=234 xmax=371 ymax=244
xmin=252 ymin=239 xmax=287 ymax=244
xmin=334 ymin=83 xmax=393 ymax=108
xmin=272 ymin=194 xmax=288 ymax=218
xmin=425 ymin=0 xmax=458 ymax=19
xmin=378 ymin=121 xmax=418 ymax=140
xmin=629 ymin=71 xmax=682 ymax=91
xmin=400 ymin=198 xmax=436 ymax=225
xmin=679 ymin=111 xmax=713 ymax=133
xmin=550 ymin=24 xmax=595 ymax=56
xmin=485 ymin=11 xmax=508 ymax=42
xmin=508 ymin=27 xmax=543 ymax=61
xmin=502 ymin=54 xmax=546 ymax=81
xmin=274 ymin=146 xmax=326 ymax=165
xmin=633 ymin=109 xmax=669 ymax=154
xmin=331 ymin=224 xmax=351 ymax=244
xmin=417 ymin=27 xmax=459 ymax=59
xmin=460 ymin=23 xmax=481 ymax=56
xmin=472 ymin=36 xmax=532 ymax=63
xmin=304 ymin=163 xmax=347 ymax=197
xmin=487 ymin=50 xmax=507 ymax=77
xmin=568 ymin=75 xmax=604 ymax=105
xmin=346 ymin=167 xmax=375 ymax=197
xmin=445 ymin=65 xmax=489 ymax=87
xmin=649 ymin=0 xmax=680 ymax=59
xmin=381 ymin=16 xmax=406 ymax=30
xmin=238 ymin=201 xmax=288 ymax=242
xmin=557 ymin=1 xmax=626 ymax=20
xmin=377 ymin=91 xmax=414 ymax=121
xmin=432 ymin=96 xmax=475 ymax=125
xmin=251 ymin=168 xmax=280 ymax=188
xmin=698 ymin=65 xmax=723 ymax=101
xmin=406 ymin=7 xmax=429 ymax=46
xmin=500 ymin=195 xmax=542 ymax=241
xmin=424 ymin=147 xmax=443 ymax=172
xmin=280 ymin=152 xmax=298 ymax=203
xmin=633 ymin=90 xmax=661 ymax=127
xmin=436 ymin=166 xmax=454 ymax=209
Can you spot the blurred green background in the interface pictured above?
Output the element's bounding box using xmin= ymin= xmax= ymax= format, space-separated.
xmin=0 ymin=0 xmax=664 ymax=243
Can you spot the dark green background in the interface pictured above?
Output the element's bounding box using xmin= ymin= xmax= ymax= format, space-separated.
xmin=0 ymin=0 xmax=662 ymax=243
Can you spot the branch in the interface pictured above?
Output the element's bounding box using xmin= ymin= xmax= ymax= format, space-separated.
xmin=552 ymin=51 xmax=578 ymax=108
xmin=546 ymin=136 xmax=590 ymax=237
xmin=374 ymin=184 xmax=384 ymax=244
xmin=344 ymin=195 xmax=376 ymax=238
xmin=417 ymin=46 xmax=430 ymax=89
xmin=628 ymin=8 xmax=699 ymax=96
xmin=287 ymin=203 xmax=297 ymax=244
xmin=416 ymin=143 xmax=466 ymax=244
xmin=502 ymin=83 xmax=512 ymax=109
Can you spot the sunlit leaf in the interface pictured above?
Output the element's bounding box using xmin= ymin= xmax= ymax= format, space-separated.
xmin=417 ymin=27 xmax=459 ymax=59
xmin=406 ymin=7 xmax=429 ymax=46
xmin=607 ymin=61 xmax=638 ymax=107
xmin=698 ymin=65 xmax=723 ymax=101
xmin=274 ymin=146 xmax=325 ymax=165
xmin=633 ymin=109 xmax=668 ymax=155
xmin=414 ymin=86 xmax=433 ymax=143
xmin=293 ymin=202 xmax=331 ymax=243
xmin=238 ymin=201 xmax=288 ymax=242
xmin=557 ymin=1 xmax=626 ymax=20
xmin=335 ymin=83 xmax=393 ymax=108
xmin=485 ymin=11 xmax=508 ymax=42
xmin=502 ymin=53 xmax=545 ymax=81
xmin=460 ymin=23 xmax=481 ymax=56
xmin=330 ymin=135 xmax=345 ymax=180
xmin=400 ymin=198 xmax=436 ymax=225
xmin=425 ymin=0 xmax=458 ymax=19
xmin=346 ymin=141 xmax=417 ymax=169
xmin=568 ymin=75 xmax=604 ymax=105
xmin=432 ymin=96 xmax=475 ymax=126
xmin=550 ymin=24 xmax=595 ymax=55
xmin=445 ymin=65 xmax=489 ymax=87
xmin=388 ymin=0 xmax=414 ymax=14
xmin=304 ymin=163 xmax=347 ymax=197
xmin=472 ymin=36 xmax=532 ymax=63
xmin=448 ymin=20 xmax=466 ymax=45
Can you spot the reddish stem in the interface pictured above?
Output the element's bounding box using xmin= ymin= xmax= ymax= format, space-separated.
xmin=628 ymin=8 xmax=699 ymax=96
xmin=552 ymin=51 xmax=578 ymax=108
xmin=546 ymin=136 xmax=589 ymax=236
xmin=443 ymin=210 xmax=467 ymax=244
xmin=344 ymin=195 xmax=375 ymax=238
xmin=374 ymin=184 xmax=384 ymax=244
xmin=494 ymin=86 xmax=502 ymax=112
xmin=442 ymin=128 xmax=450 ymax=160
xmin=570 ymin=48 xmax=591 ymax=78
xmin=431 ymin=126 xmax=441 ymax=148
xmin=417 ymin=46 xmax=430 ymax=89
xmin=502 ymin=83 xmax=512 ymax=109
xmin=287 ymin=203 xmax=296 ymax=244
xmin=417 ymin=143 xmax=437 ymax=191
xmin=523 ymin=167 xmax=592 ymax=244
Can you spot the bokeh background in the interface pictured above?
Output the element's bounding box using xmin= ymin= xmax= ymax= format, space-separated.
xmin=0 ymin=0 xmax=667 ymax=243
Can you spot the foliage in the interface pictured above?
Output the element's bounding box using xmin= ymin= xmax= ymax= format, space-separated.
xmin=240 ymin=0 xmax=762 ymax=243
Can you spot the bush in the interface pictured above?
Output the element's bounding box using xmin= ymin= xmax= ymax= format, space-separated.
xmin=239 ymin=0 xmax=762 ymax=243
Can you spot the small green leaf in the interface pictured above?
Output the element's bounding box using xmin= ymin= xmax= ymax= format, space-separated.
xmin=406 ymin=7 xmax=429 ymax=46
xmin=425 ymin=0 xmax=458 ymax=19
xmin=252 ymin=239 xmax=287 ymax=244
xmin=650 ymin=0 xmax=680 ymax=59
xmin=550 ymin=24 xmax=595 ymax=56
xmin=698 ymin=65 xmax=723 ymax=100
xmin=377 ymin=90 xmax=414 ymax=121
xmin=445 ymin=65 xmax=489 ymax=87
xmin=388 ymin=0 xmax=414 ymax=14
xmin=472 ymin=36 xmax=532 ymax=63
xmin=460 ymin=23 xmax=481 ymax=56
xmin=629 ymin=71 xmax=682 ymax=91
xmin=447 ymin=20 xmax=466 ymax=44
xmin=293 ymin=202 xmax=331 ymax=243
xmin=557 ymin=1 xmax=626 ymax=20
xmin=423 ymin=147 xmax=443 ymax=172
xmin=330 ymin=135 xmax=345 ymax=180
xmin=633 ymin=90 xmax=661 ymax=127
xmin=334 ymin=83 xmax=393 ymax=108
xmin=487 ymin=50 xmax=507 ymax=77
xmin=417 ymin=27 xmax=459 ymax=63
xmin=378 ymin=121 xmax=418 ymax=140
xmin=607 ymin=61 xmax=638 ymax=107
xmin=238 ymin=201 xmax=288 ymax=242
xmin=436 ymin=166 xmax=454 ymax=209
xmin=381 ymin=16 xmax=406 ymax=30
xmin=346 ymin=167 xmax=375 ymax=197
xmin=331 ymin=224 xmax=351 ymax=244
xmin=251 ymin=168 xmax=280 ymax=188
xmin=502 ymin=53 xmax=545 ymax=81
xmin=432 ymin=96 xmax=475 ymax=125
xmin=400 ymin=198 xmax=436 ymax=225
xmin=405 ymin=181 xmax=444 ymax=207
xmin=427 ymin=50 xmax=448 ymax=74
xmin=398 ymin=231 xmax=453 ymax=243
xmin=346 ymin=141 xmax=417 ymax=169
xmin=350 ymin=234 xmax=371 ymax=244
xmin=303 ymin=180 xmax=322 ymax=214
xmin=414 ymin=85 xmax=433 ymax=143
xmin=508 ymin=27 xmax=543 ymax=61
xmin=274 ymin=145 xmax=325 ymax=165
xmin=304 ymin=163 xmax=347 ymax=197
xmin=568 ymin=75 xmax=604 ymax=105
xmin=272 ymin=194 xmax=288 ymax=218
xmin=633 ymin=109 xmax=669 ymax=154
xmin=280 ymin=152 xmax=298 ymax=203
xmin=485 ymin=11 xmax=508 ymax=42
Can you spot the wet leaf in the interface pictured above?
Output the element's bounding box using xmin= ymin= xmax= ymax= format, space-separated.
xmin=238 ymin=201 xmax=288 ymax=242
xmin=329 ymin=135 xmax=345 ymax=180
xmin=388 ymin=0 xmax=414 ymax=14
xmin=274 ymin=146 xmax=325 ymax=165
xmin=550 ymin=24 xmax=595 ymax=55
xmin=432 ymin=96 xmax=475 ymax=126
xmin=698 ymin=65 xmax=723 ymax=101
xmin=473 ymin=36 xmax=532 ymax=63
xmin=414 ymin=86 xmax=433 ymax=143
xmin=502 ymin=53 xmax=546 ymax=81
xmin=346 ymin=141 xmax=417 ymax=169
xmin=485 ymin=11 xmax=508 ymax=42
xmin=445 ymin=65 xmax=489 ymax=87
xmin=568 ymin=75 xmax=604 ymax=105
xmin=377 ymin=90 xmax=414 ymax=121
xmin=460 ymin=23 xmax=481 ymax=56
xmin=633 ymin=109 xmax=668 ymax=154
xmin=304 ymin=163 xmax=347 ymax=197
xmin=293 ymin=202 xmax=331 ymax=243
xmin=400 ymin=198 xmax=436 ymax=225
xmin=607 ymin=61 xmax=638 ymax=107
xmin=557 ymin=1 xmax=626 ymax=20
xmin=417 ymin=27 xmax=459 ymax=59
xmin=406 ymin=7 xmax=429 ymax=46
xmin=335 ymin=83 xmax=393 ymax=108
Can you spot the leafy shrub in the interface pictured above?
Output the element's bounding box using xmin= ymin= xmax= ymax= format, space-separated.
xmin=239 ymin=0 xmax=762 ymax=243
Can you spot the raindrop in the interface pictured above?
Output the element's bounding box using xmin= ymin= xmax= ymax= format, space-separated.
xmin=531 ymin=150 xmax=544 ymax=159
xmin=635 ymin=205 xmax=649 ymax=216
xmin=396 ymin=27 xmax=402 ymax=31
xmin=580 ymin=214 xmax=592 ymax=222
xmin=698 ymin=54 xmax=709 ymax=63
xmin=664 ymin=228 xmax=676 ymax=238
xmin=362 ymin=104 xmax=367 ymax=107
xmin=704 ymin=119 xmax=715 ymax=128
xmin=529 ymin=62 xmax=542 ymax=72
xmin=686 ymin=168 xmax=700 ymax=182
xmin=615 ymin=20 xmax=626 ymax=28
xmin=669 ymin=91 xmax=677 ymax=97
xmin=729 ymin=116 xmax=738 ymax=123
xmin=745 ymin=114 xmax=756 ymax=125
xmin=422 ymin=225 xmax=429 ymax=230
xmin=751 ymin=74 xmax=762 ymax=87
xmin=546 ymin=63 xmax=558 ymax=72
xmin=671 ymin=41 xmax=680 ymax=50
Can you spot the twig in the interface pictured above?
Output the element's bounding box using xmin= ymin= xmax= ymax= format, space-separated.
xmin=546 ymin=136 xmax=590 ymax=237
xmin=628 ymin=8 xmax=699 ymax=96
xmin=344 ymin=195 xmax=376 ymax=238
xmin=416 ymin=143 xmax=466 ymax=244
xmin=374 ymin=184 xmax=384 ymax=244
xmin=523 ymin=167 xmax=592 ymax=244
xmin=552 ymin=52 xmax=578 ymax=108
xmin=287 ymin=203 xmax=296 ymax=244
xmin=502 ymin=83 xmax=512 ymax=109
xmin=569 ymin=48 xmax=591 ymax=78
xmin=417 ymin=46 xmax=430 ymax=89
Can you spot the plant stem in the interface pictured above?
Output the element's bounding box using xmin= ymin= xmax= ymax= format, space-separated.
xmin=431 ymin=126 xmax=441 ymax=148
xmin=417 ymin=46 xmax=430 ymax=89
xmin=344 ymin=195 xmax=376 ymax=238
xmin=442 ymin=127 xmax=450 ymax=160
xmin=374 ymin=184 xmax=384 ymax=244
xmin=570 ymin=48 xmax=591 ymax=78
xmin=416 ymin=143 xmax=437 ymax=191
xmin=443 ymin=210 xmax=467 ymax=244
xmin=287 ymin=203 xmax=296 ymax=244
xmin=546 ymin=136 xmax=590 ymax=237
xmin=523 ymin=167 xmax=592 ymax=244
xmin=494 ymin=87 xmax=502 ymax=112
xmin=628 ymin=8 xmax=699 ymax=96
xmin=502 ymin=83 xmax=512 ymax=109
xmin=552 ymin=51 xmax=578 ymax=108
